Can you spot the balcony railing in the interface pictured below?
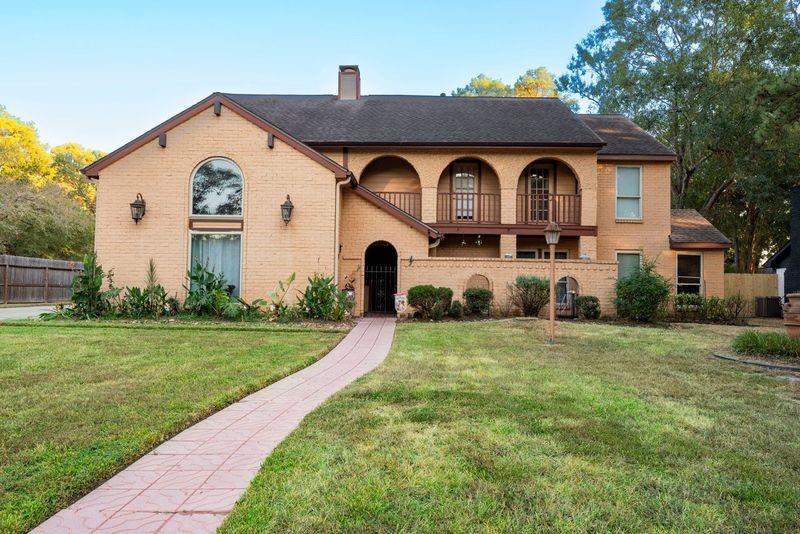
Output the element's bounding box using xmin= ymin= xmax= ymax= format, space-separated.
xmin=516 ymin=194 xmax=581 ymax=225
xmin=374 ymin=192 xmax=422 ymax=219
xmin=437 ymin=192 xmax=501 ymax=223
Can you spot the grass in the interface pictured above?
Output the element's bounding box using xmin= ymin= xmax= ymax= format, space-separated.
xmin=733 ymin=330 xmax=800 ymax=361
xmin=0 ymin=323 xmax=344 ymax=533
xmin=221 ymin=320 xmax=800 ymax=533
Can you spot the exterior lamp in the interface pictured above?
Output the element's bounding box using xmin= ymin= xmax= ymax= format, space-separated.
xmin=544 ymin=221 xmax=561 ymax=345
xmin=281 ymin=194 xmax=294 ymax=225
xmin=129 ymin=193 xmax=146 ymax=224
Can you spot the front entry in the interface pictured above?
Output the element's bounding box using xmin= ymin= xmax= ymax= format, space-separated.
xmin=364 ymin=241 xmax=398 ymax=315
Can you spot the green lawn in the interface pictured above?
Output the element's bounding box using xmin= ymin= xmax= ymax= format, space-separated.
xmin=221 ymin=320 xmax=800 ymax=533
xmin=0 ymin=323 xmax=344 ymax=533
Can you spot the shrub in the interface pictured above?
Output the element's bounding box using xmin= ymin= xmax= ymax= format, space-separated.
xmin=183 ymin=263 xmax=231 ymax=316
xmin=508 ymin=275 xmax=549 ymax=316
xmin=267 ymin=273 xmax=296 ymax=321
xmin=463 ymin=287 xmax=493 ymax=316
xmin=575 ymin=295 xmax=601 ymax=320
xmin=672 ymin=293 xmax=746 ymax=325
xmin=448 ymin=300 xmax=464 ymax=319
xmin=121 ymin=259 xmax=172 ymax=318
xmin=408 ymin=285 xmax=452 ymax=320
xmin=733 ymin=331 xmax=800 ymax=360
xmin=69 ymin=253 xmax=121 ymax=318
xmin=615 ymin=260 xmax=670 ymax=322
xmin=298 ymin=274 xmax=350 ymax=321
xmin=222 ymin=297 xmax=267 ymax=321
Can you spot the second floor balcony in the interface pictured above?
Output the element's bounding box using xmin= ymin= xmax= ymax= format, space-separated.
xmin=359 ymin=155 xmax=584 ymax=228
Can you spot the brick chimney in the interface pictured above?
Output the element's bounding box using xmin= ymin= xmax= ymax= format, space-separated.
xmin=338 ymin=65 xmax=360 ymax=100
xmin=786 ymin=185 xmax=800 ymax=294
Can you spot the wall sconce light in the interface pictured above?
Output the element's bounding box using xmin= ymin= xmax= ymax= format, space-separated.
xmin=281 ymin=194 xmax=294 ymax=225
xmin=130 ymin=193 xmax=146 ymax=224
xmin=475 ymin=234 xmax=483 ymax=246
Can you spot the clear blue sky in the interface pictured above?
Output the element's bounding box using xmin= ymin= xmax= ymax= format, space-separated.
xmin=2 ymin=0 xmax=606 ymax=152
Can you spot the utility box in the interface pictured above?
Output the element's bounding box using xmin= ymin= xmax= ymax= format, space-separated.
xmin=755 ymin=296 xmax=783 ymax=317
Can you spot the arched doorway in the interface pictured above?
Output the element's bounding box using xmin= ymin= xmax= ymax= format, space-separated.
xmin=364 ymin=241 xmax=398 ymax=315
xmin=556 ymin=276 xmax=579 ymax=318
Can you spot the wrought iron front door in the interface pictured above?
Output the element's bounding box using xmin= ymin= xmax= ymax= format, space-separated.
xmin=364 ymin=264 xmax=397 ymax=314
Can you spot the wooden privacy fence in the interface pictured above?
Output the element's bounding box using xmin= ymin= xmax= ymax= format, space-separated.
xmin=724 ymin=273 xmax=779 ymax=317
xmin=1 ymin=255 xmax=83 ymax=304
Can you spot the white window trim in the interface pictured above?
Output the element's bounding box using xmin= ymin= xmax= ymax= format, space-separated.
xmin=616 ymin=250 xmax=642 ymax=279
xmin=189 ymin=157 xmax=245 ymax=219
xmin=187 ymin=230 xmax=245 ymax=296
xmin=615 ymin=165 xmax=643 ymax=220
xmin=676 ymin=252 xmax=704 ymax=295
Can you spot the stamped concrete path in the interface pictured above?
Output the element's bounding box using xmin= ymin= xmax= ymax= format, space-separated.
xmin=34 ymin=317 xmax=396 ymax=533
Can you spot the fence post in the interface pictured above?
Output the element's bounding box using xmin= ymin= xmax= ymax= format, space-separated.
xmin=2 ymin=260 xmax=7 ymax=304
xmin=44 ymin=266 xmax=49 ymax=303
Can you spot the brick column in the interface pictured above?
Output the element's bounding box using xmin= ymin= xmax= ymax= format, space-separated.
xmin=579 ymin=235 xmax=598 ymax=260
xmin=500 ymin=235 xmax=516 ymax=258
xmin=421 ymin=186 xmax=437 ymax=223
xmin=500 ymin=188 xmax=517 ymax=225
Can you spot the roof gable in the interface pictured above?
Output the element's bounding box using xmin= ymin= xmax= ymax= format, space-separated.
xmin=670 ymin=209 xmax=731 ymax=249
xmin=578 ymin=114 xmax=675 ymax=159
xmin=82 ymin=93 xmax=350 ymax=178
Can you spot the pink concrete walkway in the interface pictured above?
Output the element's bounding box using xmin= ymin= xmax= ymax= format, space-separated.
xmin=34 ymin=317 xmax=395 ymax=533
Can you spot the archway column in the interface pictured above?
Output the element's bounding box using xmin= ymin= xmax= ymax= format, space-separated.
xmin=421 ymin=186 xmax=437 ymax=223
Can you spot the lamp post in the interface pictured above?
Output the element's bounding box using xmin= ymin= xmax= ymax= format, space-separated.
xmin=544 ymin=221 xmax=562 ymax=344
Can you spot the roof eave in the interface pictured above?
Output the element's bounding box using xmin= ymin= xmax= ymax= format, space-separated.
xmin=598 ymin=153 xmax=677 ymax=162
xmin=81 ymin=93 xmax=349 ymax=179
xmin=669 ymin=239 xmax=731 ymax=250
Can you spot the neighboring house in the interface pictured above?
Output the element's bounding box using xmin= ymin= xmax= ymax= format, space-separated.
xmin=762 ymin=242 xmax=789 ymax=300
xmin=83 ymin=66 xmax=731 ymax=316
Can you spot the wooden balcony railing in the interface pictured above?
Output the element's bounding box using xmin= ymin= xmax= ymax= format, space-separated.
xmin=437 ymin=192 xmax=501 ymax=223
xmin=516 ymin=194 xmax=581 ymax=225
xmin=374 ymin=192 xmax=422 ymax=219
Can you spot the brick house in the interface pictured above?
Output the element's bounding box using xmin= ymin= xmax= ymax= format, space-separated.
xmin=83 ymin=66 xmax=730 ymax=316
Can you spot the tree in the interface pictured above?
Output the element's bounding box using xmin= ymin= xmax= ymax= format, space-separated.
xmin=0 ymin=105 xmax=102 ymax=259
xmin=0 ymin=179 xmax=94 ymax=260
xmin=51 ymin=143 xmax=105 ymax=211
xmin=560 ymin=0 xmax=800 ymax=271
xmin=452 ymin=74 xmax=512 ymax=97
xmin=0 ymin=105 xmax=53 ymax=186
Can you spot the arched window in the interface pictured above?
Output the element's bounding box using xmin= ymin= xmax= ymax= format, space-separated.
xmin=191 ymin=158 xmax=243 ymax=216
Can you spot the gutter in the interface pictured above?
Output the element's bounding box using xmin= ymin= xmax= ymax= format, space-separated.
xmin=333 ymin=172 xmax=357 ymax=283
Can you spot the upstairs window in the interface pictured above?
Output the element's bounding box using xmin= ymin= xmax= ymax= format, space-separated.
xmin=191 ymin=158 xmax=243 ymax=216
xmin=616 ymin=166 xmax=642 ymax=220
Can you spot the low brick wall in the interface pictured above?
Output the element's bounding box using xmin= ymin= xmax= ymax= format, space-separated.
xmin=400 ymin=257 xmax=618 ymax=316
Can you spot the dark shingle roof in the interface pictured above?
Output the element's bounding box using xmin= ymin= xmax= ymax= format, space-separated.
xmin=578 ymin=114 xmax=675 ymax=157
xmin=224 ymin=94 xmax=606 ymax=147
xmin=670 ymin=209 xmax=731 ymax=247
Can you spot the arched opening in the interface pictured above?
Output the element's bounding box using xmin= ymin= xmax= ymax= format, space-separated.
xmin=516 ymin=158 xmax=581 ymax=225
xmin=556 ymin=276 xmax=579 ymax=318
xmin=364 ymin=241 xmax=398 ymax=315
xmin=466 ymin=274 xmax=491 ymax=291
xmin=437 ymin=158 xmax=501 ymax=223
xmin=359 ymin=156 xmax=421 ymax=218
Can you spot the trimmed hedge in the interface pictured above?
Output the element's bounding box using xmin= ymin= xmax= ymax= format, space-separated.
xmin=508 ymin=275 xmax=549 ymax=317
xmin=732 ymin=331 xmax=800 ymax=360
xmin=408 ymin=285 xmax=453 ymax=320
xmin=463 ymin=288 xmax=493 ymax=316
xmin=575 ymin=295 xmax=601 ymax=319
xmin=615 ymin=261 xmax=670 ymax=322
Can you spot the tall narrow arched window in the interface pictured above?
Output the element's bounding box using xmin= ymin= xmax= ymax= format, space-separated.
xmin=191 ymin=158 xmax=243 ymax=216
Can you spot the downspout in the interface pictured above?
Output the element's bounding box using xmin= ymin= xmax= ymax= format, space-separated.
xmin=333 ymin=172 xmax=357 ymax=284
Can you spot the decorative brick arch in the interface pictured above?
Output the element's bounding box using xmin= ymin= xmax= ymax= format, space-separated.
xmin=465 ymin=274 xmax=491 ymax=292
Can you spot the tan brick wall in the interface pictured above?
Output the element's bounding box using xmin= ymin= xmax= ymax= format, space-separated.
xmin=337 ymin=188 xmax=430 ymax=316
xmin=95 ymin=105 xmax=338 ymax=301
xmin=403 ymin=258 xmax=618 ymax=317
